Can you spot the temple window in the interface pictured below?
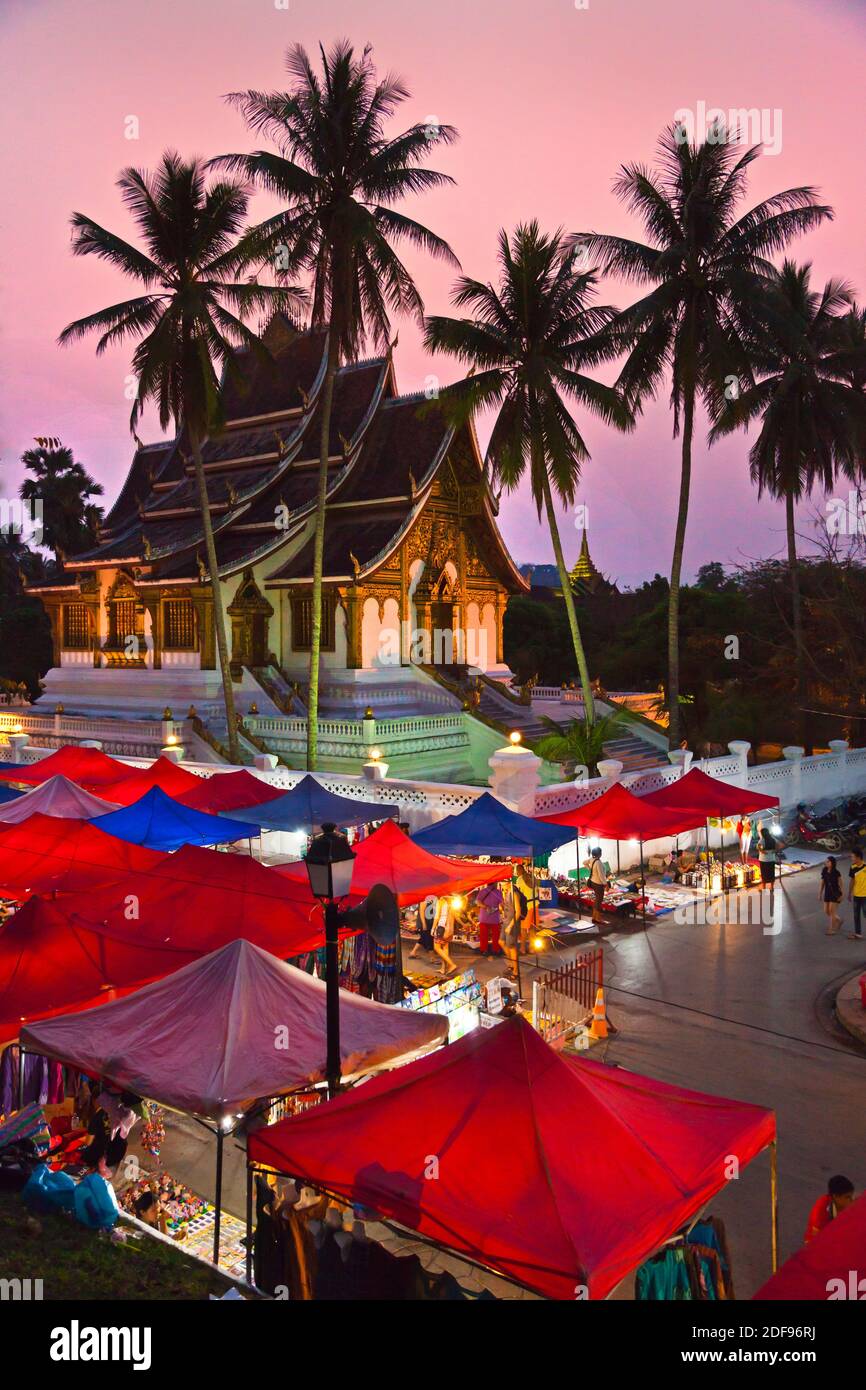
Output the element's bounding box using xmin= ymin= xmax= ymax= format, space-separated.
xmin=163 ymin=598 xmax=196 ymax=651
xmin=62 ymin=603 xmax=89 ymax=649
xmin=109 ymin=597 xmax=137 ymax=646
xmin=292 ymin=594 xmax=335 ymax=651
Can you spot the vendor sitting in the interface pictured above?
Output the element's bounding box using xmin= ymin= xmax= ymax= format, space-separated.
xmin=81 ymin=1088 xmax=142 ymax=1176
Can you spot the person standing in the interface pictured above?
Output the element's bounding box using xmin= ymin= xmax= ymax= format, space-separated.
xmin=432 ymin=895 xmax=457 ymax=976
xmin=500 ymin=883 xmax=520 ymax=981
xmin=409 ymin=894 xmax=437 ymax=962
xmin=820 ymin=856 xmax=843 ymax=935
xmin=804 ymin=1175 xmax=855 ymax=1243
xmin=756 ymin=822 xmax=777 ymax=895
xmin=475 ymin=883 xmax=505 ymax=957
xmin=589 ymin=847 xmax=608 ymax=925
xmin=847 ymin=849 xmax=866 ymax=940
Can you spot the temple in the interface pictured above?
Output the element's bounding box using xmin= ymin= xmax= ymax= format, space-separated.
xmin=28 ymin=316 xmax=526 ymax=723
xmin=569 ymin=529 xmax=616 ymax=597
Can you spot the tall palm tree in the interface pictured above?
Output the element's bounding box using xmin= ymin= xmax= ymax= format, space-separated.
xmin=19 ymin=438 xmax=103 ymax=558
xmin=424 ymin=222 xmax=633 ymax=725
xmin=58 ymin=152 xmax=304 ymax=763
xmin=710 ymin=261 xmax=866 ymax=744
xmin=576 ymin=122 xmax=832 ymax=744
xmin=213 ymin=40 xmax=459 ymax=769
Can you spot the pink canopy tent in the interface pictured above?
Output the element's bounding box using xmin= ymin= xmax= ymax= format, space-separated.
xmin=21 ymin=937 xmax=449 ymax=1264
xmin=0 ymin=745 xmax=126 ymax=790
xmin=0 ymin=813 xmax=165 ymax=900
xmin=276 ymin=818 xmax=510 ymax=907
xmin=21 ymin=938 xmax=448 ymax=1120
xmin=0 ymin=774 xmax=118 ymax=823
xmin=249 ymin=1014 xmax=777 ymax=1300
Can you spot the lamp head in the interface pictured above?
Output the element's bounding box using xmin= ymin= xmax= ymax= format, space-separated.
xmin=304 ymin=821 xmax=356 ymax=901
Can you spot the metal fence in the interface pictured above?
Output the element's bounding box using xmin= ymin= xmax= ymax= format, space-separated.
xmin=531 ymin=947 xmax=603 ymax=1046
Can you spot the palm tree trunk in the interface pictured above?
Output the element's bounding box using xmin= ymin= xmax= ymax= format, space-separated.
xmin=190 ymin=428 xmax=240 ymax=764
xmin=542 ymin=474 xmax=596 ymax=726
xmin=667 ymin=386 xmax=694 ymax=748
xmin=306 ymin=331 xmax=340 ymax=771
xmin=786 ymin=491 xmax=808 ymax=748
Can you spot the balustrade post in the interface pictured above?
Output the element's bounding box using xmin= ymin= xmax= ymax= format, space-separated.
xmin=727 ymin=740 xmax=751 ymax=789
xmin=781 ymin=745 xmax=805 ymax=811
xmin=8 ymin=732 xmax=30 ymax=764
xmin=828 ymin=739 xmax=850 ymax=798
xmin=488 ymin=741 xmax=541 ymax=815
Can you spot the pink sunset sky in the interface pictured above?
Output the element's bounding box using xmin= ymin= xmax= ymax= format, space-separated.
xmin=1 ymin=0 xmax=863 ymax=587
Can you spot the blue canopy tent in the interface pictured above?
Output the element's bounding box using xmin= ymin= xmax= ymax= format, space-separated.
xmin=412 ymin=792 xmax=575 ymax=858
xmin=0 ymin=768 xmax=23 ymax=808
xmin=91 ymin=786 xmax=257 ymax=852
xmin=224 ymin=774 xmax=398 ymax=833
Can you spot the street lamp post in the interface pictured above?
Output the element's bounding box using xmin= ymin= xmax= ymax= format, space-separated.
xmin=303 ymin=822 xmax=356 ymax=1099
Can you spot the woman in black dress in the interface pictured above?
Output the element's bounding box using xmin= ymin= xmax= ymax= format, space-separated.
xmin=819 ymin=855 xmax=843 ymax=935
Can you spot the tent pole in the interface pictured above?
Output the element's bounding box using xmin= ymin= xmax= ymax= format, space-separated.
xmin=770 ymin=1138 xmax=779 ymax=1274
xmin=213 ymin=1125 xmax=224 ymax=1266
xmin=245 ymin=1161 xmax=253 ymax=1285
xmin=17 ymin=1043 xmax=26 ymax=1110
xmin=325 ymin=900 xmax=342 ymax=1098
xmin=705 ymin=818 xmax=711 ymax=899
xmin=640 ymin=839 xmax=646 ymax=928
xmin=575 ymin=833 xmax=581 ymax=919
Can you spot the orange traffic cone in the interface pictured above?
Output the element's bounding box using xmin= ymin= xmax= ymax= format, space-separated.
xmin=588 ymin=987 xmax=609 ymax=1040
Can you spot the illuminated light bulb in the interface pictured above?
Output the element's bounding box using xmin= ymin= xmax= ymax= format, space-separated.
xmin=509 ymin=731 xmax=522 ymax=745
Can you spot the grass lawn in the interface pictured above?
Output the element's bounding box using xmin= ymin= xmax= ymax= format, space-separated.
xmin=0 ymin=1188 xmax=239 ymax=1300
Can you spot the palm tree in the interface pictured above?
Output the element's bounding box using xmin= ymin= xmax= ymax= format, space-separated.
xmin=424 ymin=222 xmax=633 ymax=725
xmin=576 ymin=122 xmax=832 ymax=745
xmin=535 ymin=707 xmax=630 ymax=777
xmin=58 ymin=152 xmax=304 ymax=763
xmin=19 ymin=438 xmax=103 ymax=558
xmin=213 ymin=40 xmax=459 ymax=769
xmin=709 ymin=261 xmax=866 ymax=744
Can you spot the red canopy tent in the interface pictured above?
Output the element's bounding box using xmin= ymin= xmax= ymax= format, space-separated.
xmin=0 ymin=813 xmax=165 ymax=900
xmin=177 ymin=768 xmax=286 ymax=814
xmin=537 ymin=782 xmax=703 ymax=921
xmin=641 ymin=767 xmax=779 ymax=817
xmin=0 ymin=745 xmax=126 ymax=790
xmin=538 ymin=781 xmax=702 ymax=838
xmin=248 ymin=1014 xmax=777 ymax=1300
xmin=54 ymin=842 xmax=353 ymax=956
xmin=0 ymin=896 xmax=191 ymax=1042
xmin=276 ymin=818 xmax=510 ymax=907
xmin=753 ymin=1193 xmax=866 ymax=1301
xmin=97 ymin=754 xmax=202 ymax=806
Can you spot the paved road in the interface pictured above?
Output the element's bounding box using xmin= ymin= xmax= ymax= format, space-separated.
xmin=153 ymin=861 xmax=866 ymax=1299
xmin=578 ymin=865 xmax=866 ymax=1297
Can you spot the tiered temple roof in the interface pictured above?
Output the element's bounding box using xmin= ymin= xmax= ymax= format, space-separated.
xmin=32 ymin=316 xmax=525 ymax=598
